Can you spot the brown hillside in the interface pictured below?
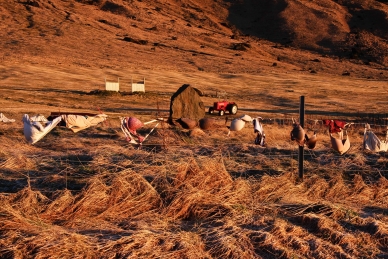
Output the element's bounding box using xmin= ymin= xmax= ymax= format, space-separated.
xmin=228 ymin=0 xmax=388 ymax=65
xmin=1 ymin=0 xmax=387 ymax=79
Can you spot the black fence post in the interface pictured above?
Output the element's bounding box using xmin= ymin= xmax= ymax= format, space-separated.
xmin=298 ymin=96 xmax=305 ymax=180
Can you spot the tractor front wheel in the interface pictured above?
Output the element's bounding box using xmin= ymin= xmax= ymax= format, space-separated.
xmin=208 ymin=107 xmax=214 ymax=114
xmin=229 ymin=104 xmax=238 ymax=115
xmin=219 ymin=110 xmax=225 ymax=116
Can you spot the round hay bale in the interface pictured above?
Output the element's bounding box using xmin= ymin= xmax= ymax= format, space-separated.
xmin=177 ymin=118 xmax=197 ymax=129
xmin=199 ymin=118 xmax=215 ymax=130
xmin=230 ymin=118 xmax=245 ymax=131
xmin=239 ymin=114 xmax=252 ymax=122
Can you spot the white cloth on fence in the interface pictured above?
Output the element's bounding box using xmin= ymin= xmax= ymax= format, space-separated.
xmin=363 ymin=125 xmax=388 ymax=152
xmin=252 ymin=117 xmax=265 ymax=146
xmin=61 ymin=114 xmax=107 ymax=133
xmin=330 ymin=131 xmax=350 ymax=155
xmin=29 ymin=114 xmax=48 ymax=123
xmin=0 ymin=113 xmax=15 ymax=123
xmin=381 ymin=141 xmax=388 ymax=152
xmin=230 ymin=118 xmax=246 ymax=131
xmin=227 ymin=118 xmax=246 ymax=137
xmin=253 ymin=117 xmax=263 ymax=133
xmin=239 ymin=114 xmax=252 ymax=122
xmin=23 ymin=114 xmax=62 ymax=144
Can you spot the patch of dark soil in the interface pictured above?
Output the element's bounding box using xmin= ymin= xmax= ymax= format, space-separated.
xmin=363 ymin=206 xmax=388 ymax=216
xmin=19 ymin=0 xmax=40 ymax=7
xmin=98 ymin=19 xmax=121 ymax=28
xmin=0 ymin=178 xmax=28 ymax=193
xmin=122 ymin=37 xmax=148 ymax=45
xmin=100 ymin=1 xmax=132 ymax=16
xmin=230 ymin=42 xmax=251 ymax=51
xmin=88 ymin=89 xmax=122 ymax=96
xmin=75 ymin=0 xmax=102 ymax=5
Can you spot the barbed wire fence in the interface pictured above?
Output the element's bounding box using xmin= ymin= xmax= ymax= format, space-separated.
xmin=1 ymin=109 xmax=388 ymax=193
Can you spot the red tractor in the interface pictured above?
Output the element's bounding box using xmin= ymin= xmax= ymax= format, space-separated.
xmin=208 ymin=100 xmax=238 ymax=116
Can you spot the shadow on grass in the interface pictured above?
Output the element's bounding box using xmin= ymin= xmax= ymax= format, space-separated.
xmin=362 ymin=206 xmax=388 ymax=216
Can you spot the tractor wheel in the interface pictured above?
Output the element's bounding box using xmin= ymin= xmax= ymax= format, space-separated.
xmin=219 ymin=110 xmax=225 ymax=116
xmin=229 ymin=104 xmax=238 ymax=115
xmin=208 ymin=107 xmax=214 ymax=114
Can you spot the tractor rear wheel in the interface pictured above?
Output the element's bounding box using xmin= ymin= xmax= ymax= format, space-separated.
xmin=219 ymin=110 xmax=225 ymax=116
xmin=229 ymin=104 xmax=238 ymax=115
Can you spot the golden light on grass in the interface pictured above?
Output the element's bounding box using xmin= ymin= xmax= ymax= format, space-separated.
xmin=1 ymin=0 xmax=388 ymax=257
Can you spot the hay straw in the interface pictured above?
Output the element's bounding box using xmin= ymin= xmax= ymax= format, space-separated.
xmin=1 ymin=125 xmax=388 ymax=258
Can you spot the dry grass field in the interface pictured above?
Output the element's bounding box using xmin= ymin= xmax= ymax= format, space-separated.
xmin=1 ymin=116 xmax=388 ymax=258
xmin=1 ymin=0 xmax=388 ymax=258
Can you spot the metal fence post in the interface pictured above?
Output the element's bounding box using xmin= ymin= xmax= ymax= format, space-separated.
xmin=298 ymin=96 xmax=305 ymax=180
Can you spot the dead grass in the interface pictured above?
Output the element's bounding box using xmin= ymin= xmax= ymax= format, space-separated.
xmin=1 ymin=121 xmax=388 ymax=258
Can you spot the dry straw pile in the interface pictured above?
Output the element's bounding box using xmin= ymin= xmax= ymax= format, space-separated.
xmin=0 ymin=122 xmax=387 ymax=258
